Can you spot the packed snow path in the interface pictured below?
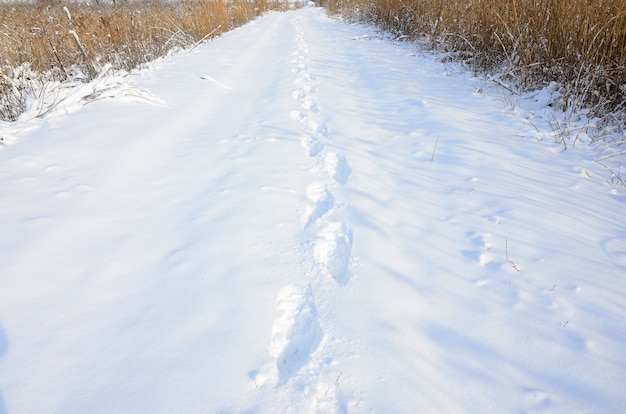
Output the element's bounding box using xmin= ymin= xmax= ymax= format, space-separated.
xmin=1 ymin=7 xmax=626 ymax=413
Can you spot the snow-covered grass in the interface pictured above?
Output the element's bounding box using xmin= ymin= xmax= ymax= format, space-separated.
xmin=327 ymin=0 xmax=626 ymax=130
xmin=0 ymin=0 xmax=288 ymax=121
xmin=1 ymin=6 xmax=626 ymax=414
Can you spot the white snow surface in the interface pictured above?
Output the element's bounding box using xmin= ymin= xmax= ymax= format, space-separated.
xmin=1 ymin=7 xmax=626 ymax=414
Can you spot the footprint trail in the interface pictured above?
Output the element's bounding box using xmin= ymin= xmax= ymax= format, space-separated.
xmin=257 ymin=17 xmax=355 ymax=408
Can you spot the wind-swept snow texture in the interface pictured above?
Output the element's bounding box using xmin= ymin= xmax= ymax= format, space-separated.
xmin=1 ymin=7 xmax=626 ymax=414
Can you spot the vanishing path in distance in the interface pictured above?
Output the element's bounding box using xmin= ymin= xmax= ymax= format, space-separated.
xmin=1 ymin=7 xmax=625 ymax=413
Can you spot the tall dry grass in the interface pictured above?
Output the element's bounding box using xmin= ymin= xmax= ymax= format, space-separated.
xmin=0 ymin=0 xmax=288 ymax=121
xmin=328 ymin=0 xmax=626 ymax=125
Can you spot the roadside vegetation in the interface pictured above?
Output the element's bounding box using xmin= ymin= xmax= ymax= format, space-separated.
xmin=0 ymin=0 xmax=289 ymax=121
xmin=327 ymin=0 xmax=626 ymax=131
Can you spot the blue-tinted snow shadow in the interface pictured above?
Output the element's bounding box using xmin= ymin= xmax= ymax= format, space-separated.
xmin=600 ymin=235 xmax=626 ymax=271
xmin=422 ymin=322 xmax=611 ymax=410
xmin=377 ymin=263 xmax=434 ymax=297
xmin=0 ymin=325 xmax=8 ymax=414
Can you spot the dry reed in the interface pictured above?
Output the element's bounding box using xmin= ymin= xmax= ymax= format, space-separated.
xmin=328 ymin=0 xmax=626 ymax=125
xmin=0 ymin=0 xmax=288 ymax=121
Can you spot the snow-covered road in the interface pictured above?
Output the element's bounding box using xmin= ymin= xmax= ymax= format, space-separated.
xmin=1 ymin=7 xmax=625 ymax=413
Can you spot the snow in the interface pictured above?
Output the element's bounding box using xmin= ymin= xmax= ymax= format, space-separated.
xmin=1 ymin=7 xmax=626 ymax=413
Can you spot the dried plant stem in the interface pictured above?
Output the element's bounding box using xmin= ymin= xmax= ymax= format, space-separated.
xmin=0 ymin=0 xmax=289 ymax=121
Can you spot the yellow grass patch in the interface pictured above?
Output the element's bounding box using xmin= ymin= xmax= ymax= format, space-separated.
xmin=0 ymin=0 xmax=288 ymax=121
xmin=328 ymin=0 xmax=626 ymax=122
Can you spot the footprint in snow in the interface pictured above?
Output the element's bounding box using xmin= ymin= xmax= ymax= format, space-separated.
xmin=294 ymin=78 xmax=316 ymax=93
xmin=306 ymin=120 xmax=328 ymax=137
xmin=301 ymin=135 xmax=325 ymax=157
xmin=315 ymin=221 xmax=353 ymax=286
xmin=290 ymin=110 xmax=306 ymax=122
xmin=302 ymin=181 xmax=335 ymax=228
xmin=291 ymin=63 xmax=308 ymax=74
xmin=292 ymin=90 xmax=307 ymax=101
xmin=301 ymin=96 xmax=319 ymax=112
xmin=291 ymin=89 xmax=318 ymax=112
xmin=324 ymin=152 xmax=351 ymax=185
xmin=462 ymin=231 xmax=495 ymax=266
xmin=267 ymin=284 xmax=324 ymax=384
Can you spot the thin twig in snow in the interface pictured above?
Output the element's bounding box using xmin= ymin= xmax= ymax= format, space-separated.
xmin=431 ymin=137 xmax=438 ymax=161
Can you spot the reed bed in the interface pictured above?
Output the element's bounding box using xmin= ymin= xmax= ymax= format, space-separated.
xmin=328 ymin=0 xmax=626 ymax=126
xmin=0 ymin=0 xmax=288 ymax=121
